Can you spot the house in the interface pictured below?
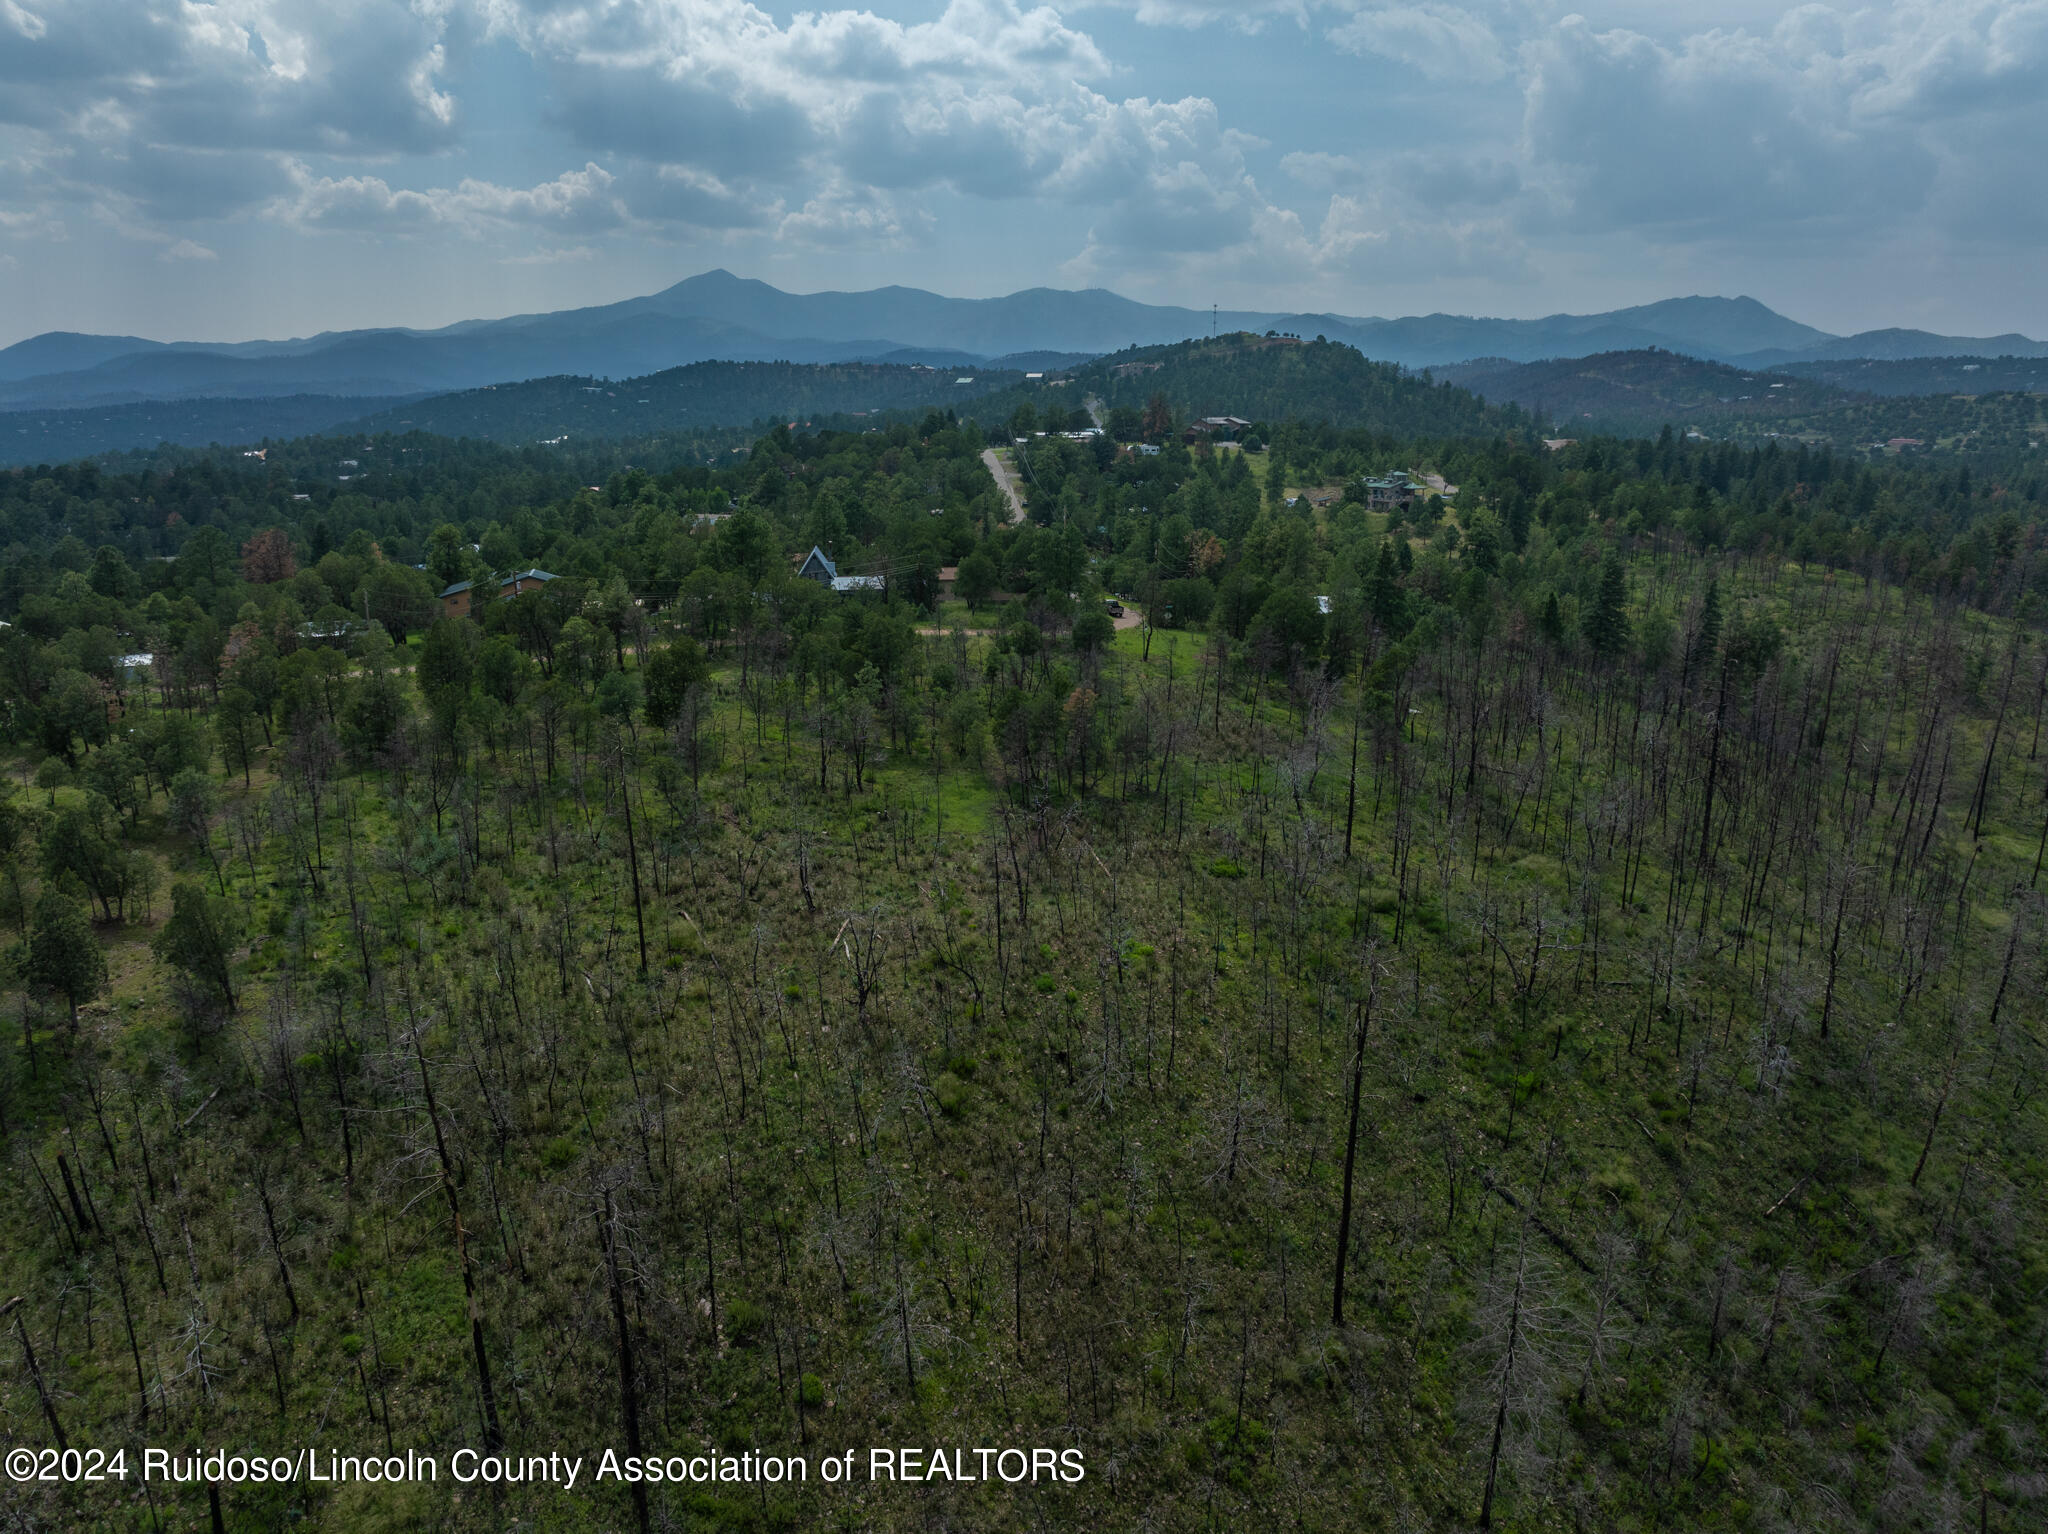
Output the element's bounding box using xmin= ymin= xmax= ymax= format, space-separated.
xmin=1541 ymin=438 xmax=1576 ymax=452
xmin=1133 ymin=443 xmax=1162 ymax=457
xmin=936 ymin=565 xmax=959 ymax=598
xmin=500 ymin=569 xmax=557 ymax=598
xmin=116 ymin=653 xmax=155 ymax=673
xmin=1361 ymin=475 xmax=1417 ymax=509
xmin=831 ymin=574 xmax=885 ymax=594
xmin=441 ymin=568 xmax=558 ymax=619
xmin=796 ymin=546 xmax=839 ymax=585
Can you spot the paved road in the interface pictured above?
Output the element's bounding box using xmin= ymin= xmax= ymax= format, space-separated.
xmin=981 ymin=447 xmax=1028 ymax=525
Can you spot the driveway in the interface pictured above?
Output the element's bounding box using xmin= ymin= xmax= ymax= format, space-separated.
xmin=981 ymin=446 xmax=1028 ymax=525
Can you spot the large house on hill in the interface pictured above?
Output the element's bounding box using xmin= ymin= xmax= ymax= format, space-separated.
xmin=439 ymin=568 xmax=559 ymax=619
xmin=1362 ymin=475 xmax=1421 ymax=509
xmin=796 ymin=546 xmax=884 ymax=595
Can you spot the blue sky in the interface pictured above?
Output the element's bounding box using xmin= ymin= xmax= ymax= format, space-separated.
xmin=3 ymin=1 xmax=2045 ymax=346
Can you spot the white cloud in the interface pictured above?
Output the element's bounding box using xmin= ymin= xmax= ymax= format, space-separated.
xmin=0 ymin=1 xmax=460 ymax=154
xmin=277 ymin=161 xmax=628 ymax=235
xmin=2 ymin=0 xmax=47 ymax=41
xmin=469 ymin=0 xmax=1301 ymax=262
xmin=1521 ymin=5 xmax=2048 ymax=245
xmin=1329 ymin=4 xmax=1508 ymax=81
xmin=5 ymin=0 xmax=2047 ymax=330
xmin=778 ymin=182 xmax=931 ymax=247
xmin=158 ymin=237 xmax=217 ymax=261
xmin=499 ymin=244 xmax=597 ymax=264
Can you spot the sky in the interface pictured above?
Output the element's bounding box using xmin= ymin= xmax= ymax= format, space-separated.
xmin=2 ymin=0 xmax=2046 ymax=347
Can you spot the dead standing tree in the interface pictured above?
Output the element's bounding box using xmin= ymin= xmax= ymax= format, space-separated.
xmin=402 ymin=993 xmax=504 ymax=1452
xmin=1331 ymin=950 xmax=1383 ymax=1328
xmin=832 ymin=905 xmax=891 ymax=1032
xmin=1468 ymin=1224 xmax=1564 ymax=1529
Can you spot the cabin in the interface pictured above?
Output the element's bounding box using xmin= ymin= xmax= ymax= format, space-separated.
xmin=441 ymin=568 xmax=559 ymax=619
xmin=937 ymin=566 xmax=959 ymax=599
xmin=501 ymin=569 xmax=558 ymax=598
xmin=796 ymin=546 xmax=839 ymax=585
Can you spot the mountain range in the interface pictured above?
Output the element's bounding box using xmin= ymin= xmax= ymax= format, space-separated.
xmin=6 ymin=271 xmax=2046 ymax=414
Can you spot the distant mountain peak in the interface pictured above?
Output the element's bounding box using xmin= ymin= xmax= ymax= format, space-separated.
xmin=5 ymin=273 xmax=2041 ymax=408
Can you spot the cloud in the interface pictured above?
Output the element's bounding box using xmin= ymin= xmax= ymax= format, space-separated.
xmin=1284 ymin=148 xmax=1520 ymax=208
xmin=278 ymin=161 xmax=628 ymax=235
xmin=1103 ymin=0 xmax=1308 ymax=31
xmin=1520 ymin=5 xmax=2048 ymax=245
xmin=1328 ymin=4 xmax=1508 ymax=81
xmin=777 ymin=182 xmax=932 ymax=248
xmin=499 ymin=244 xmax=596 ymax=264
xmin=472 ymin=0 xmax=1297 ymax=262
xmin=2 ymin=0 xmax=47 ymax=42
xmin=1310 ymin=191 xmax=1531 ymax=283
xmin=7 ymin=0 xmax=2046 ymax=326
xmin=0 ymin=1 xmax=460 ymax=155
xmin=158 ymin=238 xmax=217 ymax=261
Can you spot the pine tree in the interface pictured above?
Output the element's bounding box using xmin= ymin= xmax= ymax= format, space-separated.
xmin=1368 ymin=540 xmax=1410 ymax=637
xmin=153 ymin=881 xmax=240 ymax=1016
xmin=1683 ymin=578 xmax=1723 ymax=690
xmin=26 ymin=881 xmax=105 ymax=1028
xmin=1503 ymin=487 xmax=1531 ymax=552
xmin=1583 ymin=553 xmax=1630 ymax=657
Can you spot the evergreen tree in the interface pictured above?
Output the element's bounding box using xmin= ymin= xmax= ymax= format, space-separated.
xmin=1684 ymin=578 xmax=1723 ymax=691
xmin=153 ymin=880 xmax=241 ymax=1015
xmin=26 ymin=880 xmax=106 ymax=1027
xmin=1368 ymin=540 xmax=1411 ymax=637
xmin=1583 ymin=552 xmax=1631 ymax=656
xmin=643 ymin=638 xmax=711 ymax=729
xmin=1503 ymin=487 xmax=1531 ymax=553
xmin=418 ymin=617 xmax=477 ymax=722
xmin=428 ymin=523 xmax=469 ymax=589
xmin=1538 ymin=590 xmax=1566 ymax=645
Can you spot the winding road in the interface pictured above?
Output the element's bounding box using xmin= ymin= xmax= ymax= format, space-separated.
xmin=981 ymin=446 xmax=1028 ymax=525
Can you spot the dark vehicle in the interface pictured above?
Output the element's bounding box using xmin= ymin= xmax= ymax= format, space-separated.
xmin=1103 ymin=600 xmax=1125 ymax=618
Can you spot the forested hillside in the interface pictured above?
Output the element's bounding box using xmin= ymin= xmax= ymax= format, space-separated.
xmin=970 ymin=334 xmax=1516 ymax=441
xmin=1770 ymin=356 xmax=2048 ymax=397
xmin=1433 ymin=352 xmax=1844 ymax=437
xmin=0 ymin=396 xmax=418 ymax=470
xmin=2 ymin=400 xmax=2045 ymax=1533
xmin=344 ymin=361 xmax=1021 ymax=447
xmin=1435 ymin=352 xmax=2048 ymax=467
